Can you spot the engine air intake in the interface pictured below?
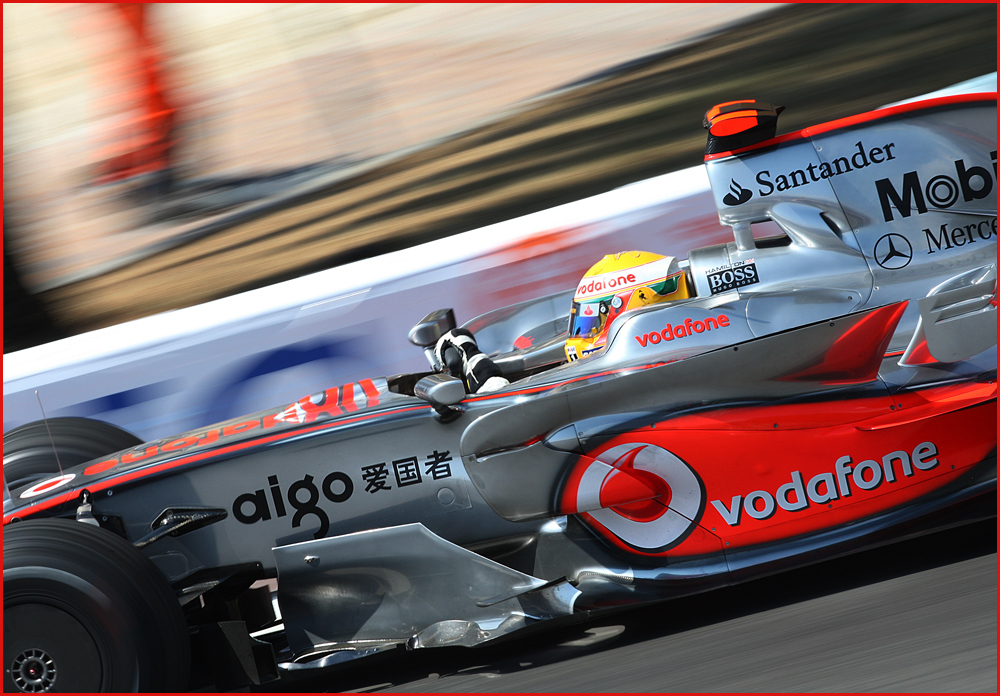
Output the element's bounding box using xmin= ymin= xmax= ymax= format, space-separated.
xmin=704 ymin=100 xmax=784 ymax=155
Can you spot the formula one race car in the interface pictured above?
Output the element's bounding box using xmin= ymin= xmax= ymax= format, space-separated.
xmin=3 ymin=93 xmax=996 ymax=692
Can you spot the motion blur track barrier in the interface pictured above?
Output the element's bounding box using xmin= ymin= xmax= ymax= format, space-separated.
xmin=3 ymin=74 xmax=996 ymax=442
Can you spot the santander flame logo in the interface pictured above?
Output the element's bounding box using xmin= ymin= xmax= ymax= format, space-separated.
xmin=723 ymin=178 xmax=752 ymax=206
xmin=561 ymin=443 xmax=705 ymax=554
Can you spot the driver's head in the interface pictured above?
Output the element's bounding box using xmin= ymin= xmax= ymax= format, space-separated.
xmin=565 ymin=251 xmax=690 ymax=361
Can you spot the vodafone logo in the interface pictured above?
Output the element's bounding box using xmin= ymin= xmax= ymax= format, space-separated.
xmin=574 ymin=260 xmax=680 ymax=302
xmin=562 ymin=443 xmax=705 ymax=554
xmin=710 ymin=441 xmax=940 ymax=527
xmin=635 ymin=314 xmax=730 ymax=347
xmin=19 ymin=473 xmax=76 ymax=499
xmin=576 ymin=272 xmax=637 ymax=300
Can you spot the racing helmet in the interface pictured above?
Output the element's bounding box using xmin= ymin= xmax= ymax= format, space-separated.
xmin=565 ymin=251 xmax=691 ymax=361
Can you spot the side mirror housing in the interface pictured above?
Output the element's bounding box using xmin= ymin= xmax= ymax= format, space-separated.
xmin=409 ymin=309 xmax=457 ymax=348
xmin=414 ymin=373 xmax=465 ymax=422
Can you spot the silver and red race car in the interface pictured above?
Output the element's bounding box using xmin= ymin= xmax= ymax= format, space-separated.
xmin=3 ymin=92 xmax=996 ymax=692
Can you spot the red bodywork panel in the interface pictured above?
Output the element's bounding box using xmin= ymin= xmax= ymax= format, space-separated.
xmin=569 ymin=380 xmax=996 ymax=557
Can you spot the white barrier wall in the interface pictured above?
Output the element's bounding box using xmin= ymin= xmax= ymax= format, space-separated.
xmin=5 ymin=74 xmax=995 ymax=441
xmin=4 ymin=167 xmax=723 ymax=439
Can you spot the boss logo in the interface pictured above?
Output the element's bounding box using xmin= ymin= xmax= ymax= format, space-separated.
xmin=706 ymin=262 xmax=759 ymax=295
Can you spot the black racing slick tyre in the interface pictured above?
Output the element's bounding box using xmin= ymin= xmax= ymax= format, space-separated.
xmin=3 ymin=519 xmax=190 ymax=693
xmin=2 ymin=417 xmax=142 ymax=490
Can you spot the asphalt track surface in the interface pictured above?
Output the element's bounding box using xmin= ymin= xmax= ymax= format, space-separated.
xmin=270 ymin=517 xmax=996 ymax=693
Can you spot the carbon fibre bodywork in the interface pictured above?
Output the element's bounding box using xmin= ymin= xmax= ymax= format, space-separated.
xmin=3 ymin=94 xmax=996 ymax=683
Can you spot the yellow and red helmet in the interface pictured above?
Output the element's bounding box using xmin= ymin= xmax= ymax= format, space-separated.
xmin=565 ymin=251 xmax=691 ymax=361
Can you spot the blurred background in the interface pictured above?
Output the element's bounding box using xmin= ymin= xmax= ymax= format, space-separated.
xmin=2 ymin=7 xmax=996 ymax=691
xmin=4 ymin=2 xmax=774 ymax=350
xmin=4 ymin=3 xmax=996 ymax=353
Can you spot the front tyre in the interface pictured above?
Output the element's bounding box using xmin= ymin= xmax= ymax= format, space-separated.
xmin=3 ymin=519 xmax=190 ymax=693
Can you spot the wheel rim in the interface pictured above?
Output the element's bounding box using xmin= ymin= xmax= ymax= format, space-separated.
xmin=10 ymin=649 xmax=57 ymax=693
xmin=4 ymin=604 xmax=103 ymax=692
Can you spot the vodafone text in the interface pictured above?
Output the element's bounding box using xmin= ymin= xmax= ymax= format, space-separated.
xmin=578 ymin=272 xmax=637 ymax=297
xmin=710 ymin=441 xmax=938 ymax=527
xmin=635 ymin=315 xmax=730 ymax=347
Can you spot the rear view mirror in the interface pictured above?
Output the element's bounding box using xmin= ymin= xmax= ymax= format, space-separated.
xmin=414 ymin=373 xmax=465 ymax=406
xmin=414 ymin=373 xmax=465 ymax=422
xmin=409 ymin=309 xmax=456 ymax=348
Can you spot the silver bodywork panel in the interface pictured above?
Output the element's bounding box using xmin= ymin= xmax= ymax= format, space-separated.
xmin=274 ymin=523 xmax=578 ymax=655
xmin=904 ymin=264 xmax=997 ymax=364
xmin=3 ymin=96 xmax=995 ymax=672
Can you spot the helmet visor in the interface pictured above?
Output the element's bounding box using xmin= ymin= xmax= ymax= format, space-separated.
xmin=570 ymin=302 xmax=606 ymax=337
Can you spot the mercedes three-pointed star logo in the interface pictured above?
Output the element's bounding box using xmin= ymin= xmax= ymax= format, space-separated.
xmin=873 ymin=233 xmax=913 ymax=270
